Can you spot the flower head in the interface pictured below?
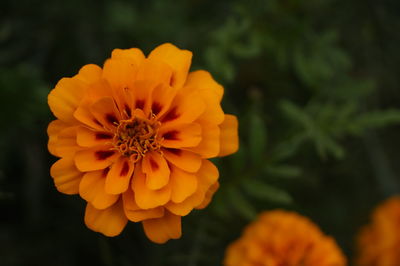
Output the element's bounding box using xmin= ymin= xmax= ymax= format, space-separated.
xmin=47 ymin=43 xmax=238 ymax=243
xmin=355 ymin=196 xmax=400 ymax=266
xmin=224 ymin=210 xmax=347 ymax=266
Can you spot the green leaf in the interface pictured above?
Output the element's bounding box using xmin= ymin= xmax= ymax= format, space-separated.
xmin=248 ymin=113 xmax=267 ymax=165
xmin=243 ymin=179 xmax=292 ymax=204
xmin=227 ymin=186 xmax=257 ymax=220
xmin=264 ymin=164 xmax=302 ymax=178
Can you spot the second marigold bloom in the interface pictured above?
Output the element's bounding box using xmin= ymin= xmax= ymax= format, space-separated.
xmin=224 ymin=210 xmax=347 ymax=266
xmin=47 ymin=43 xmax=239 ymax=243
xmin=355 ymin=196 xmax=400 ymax=266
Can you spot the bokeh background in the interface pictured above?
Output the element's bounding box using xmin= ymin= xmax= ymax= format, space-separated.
xmin=1 ymin=0 xmax=400 ymax=265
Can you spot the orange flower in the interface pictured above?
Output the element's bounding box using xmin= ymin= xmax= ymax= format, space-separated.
xmin=355 ymin=196 xmax=400 ymax=266
xmin=224 ymin=210 xmax=347 ymax=266
xmin=47 ymin=43 xmax=238 ymax=243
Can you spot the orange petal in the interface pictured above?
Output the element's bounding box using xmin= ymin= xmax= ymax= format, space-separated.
xmin=132 ymin=165 xmax=171 ymax=209
xmin=196 ymin=182 xmax=219 ymax=210
xmin=50 ymin=157 xmax=83 ymax=195
xmin=84 ymin=200 xmax=127 ymax=237
xmin=130 ymin=80 xmax=156 ymax=116
xmin=148 ymin=43 xmax=192 ymax=89
xmin=166 ymin=159 xmax=218 ymax=215
xmin=159 ymin=123 xmax=202 ymax=148
xmin=105 ymin=157 xmax=134 ymax=194
xmin=122 ymin=188 xmax=164 ymax=222
xmin=165 ymin=197 xmax=196 ymax=216
xmin=149 ymin=83 xmax=177 ymax=118
xmin=74 ymin=64 xmax=102 ymax=84
xmin=142 ymin=152 xmax=170 ymax=190
xmin=184 ymin=70 xmax=223 ymax=102
xmin=74 ymin=145 xmax=119 ymax=172
xmin=142 ymin=211 xmax=182 ymax=244
xmin=49 ymin=126 xmax=82 ymax=157
xmin=47 ymin=120 xmax=69 ymax=156
xmin=48 ymin=78 xmax=86 ymax=123
xmin=102 ymin=58 xmax=138 ymax=91
xmin=169 ymin=166 xmax=198 ymax=203
xmin=76 ymin=126 xmax=113 ymax=147
xmin=183 ymin=70 xmax=225 ymax=124
xmin=187 ymin=122 xmax=220 ymax=158
xmin=160 ymin=91 xmax=205 ymax=126
xmin=135 ymin=58 xmax=173 ymax=86
xmin=79 ymin=169 xmax=119 ymax=209
xmin=90 ymin=97 xmax=121 ymax=130
xmin=163 ymin=148 xmax=201 ymax=173
xmin=111 ymin=48 xmax=145 ymax=65
xmin=218 ymin=114 xmax=239 ymax=157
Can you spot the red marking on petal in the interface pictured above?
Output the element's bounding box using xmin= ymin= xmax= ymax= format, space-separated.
xmin=106 ymin=114 xmax=118 ymax=125
xmin=95 ymin=150 xmax=115 ymax=160
xmin=163 ymin=131 xmax=179 ymax=140
xmin=149 ymin=158 xmax=159 ymax=170
xmin=102 ymin=167 xmax=110 ymax=177
xmin=151 ymin=102 xmax=162 ymax=116
xmin=125 ymin=105 xmax=132 ymax=117
xmin=120 ymin=161 xmax=130 ymax=177
xmin=136 ymin=100 xmax=145 ymax=110
xmin=93 ymin=119 xmax=102 ymax=126
xmin=95 ymin=133 xmax=112 ymax=140
xmin=162 ymin=107 xmax=179 ymax=122
xmin=169 ymin=75 xmax=175 ymax=86
xmin=166 ymin=148 xmax=182 ymax=156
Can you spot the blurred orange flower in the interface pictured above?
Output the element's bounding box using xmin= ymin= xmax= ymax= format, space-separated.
xmin=355 ymin=196 xmax=400 ymax=266
xmin=224 ymin=210 xmax=347 ymax=266
xmin=47 ymin=43 xmax=238 ymax=243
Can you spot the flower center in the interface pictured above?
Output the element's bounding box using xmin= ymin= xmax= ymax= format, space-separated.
xmin=113 ymin=116 xmax=161 ymax=162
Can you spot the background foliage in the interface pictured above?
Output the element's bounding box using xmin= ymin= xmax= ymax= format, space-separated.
xmin=1 ymin=0 xmax=400 ymax=265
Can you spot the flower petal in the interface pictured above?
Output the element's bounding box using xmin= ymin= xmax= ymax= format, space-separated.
xmin=48 ymin=78 xmax=86 ymax=123
xmin=135 ymin=58 xmax=173 ymax=86
xmin=169 ymin=166 xmax=198 ymax=203
xmin=163 ymin=148 xmax=201 ymax=173
xmin=182 ymin=70 xmax=225 ymax=124
xmin=105 ymin=157 xmax=134 ymax=194
xmin=184 ymin=70 xmax=223 ymax=102
xmin=74 ymin=145 xmax=119 ymax=172
xmin=160 ymin=91 xmax=205 ymax=126
xmin=196 ymin=182 xmax=219 ymax=210
xmin=159 ymin=123 xmax=202 ymax=148
xmin=150 ymin=83 xmax=177 ymax=118
xmin=142 ymin=152 xmax=170 ymax=190
xmin=187 ymin=122 xmax=220 ymax=158
xmin=132 ymin=165 xmax=171 ymax=209
xmin=122 ymin=188 xmax=164 ymax=222
xmin=165 ymin=159 xmax=218 ymax=215
xmin=218 ymin=114 xmax=239 ymax=157
xmin=142 ymin=211 xmax=182 ymax=244
xmin=73 ymin=80 xmax=114 ymax=130
xmin=111 ymin=48 xmax=145 ymax=65
xmin=76 ymin=126 xmax=113 ymax=147
xmin=90 ymin=97 xmax=121 ymax=130
xmin=102 ymin=58 xmax=138 ymax=91
xmin=49 ymin=126 xmax=82 ymax=157
xmin=50 ymin=157 xmax=83 ymax=195
xmin=47 ymin=120 xmax=69 ymax=156
xmin=74 ymin=64 xmax=102 ymax=84
xmin=148 ymin=43 xmax=192 ymax=89
xmin=84 ymin=200 xmax=127 ymax=237
xmin=79 ymin=169 xmax=119 ymax=209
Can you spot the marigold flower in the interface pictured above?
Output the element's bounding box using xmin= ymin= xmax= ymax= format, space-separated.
xmin=355 ymin=196 xmax=400 ymax=266
xmin=224 ymin=210 xmax=347 ymax=266
xmin=47 ymin=43 xmax=239 ymax=243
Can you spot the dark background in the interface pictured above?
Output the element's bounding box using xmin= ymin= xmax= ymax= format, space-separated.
xmin=1 ymin=0 xmax=400 ymax=265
